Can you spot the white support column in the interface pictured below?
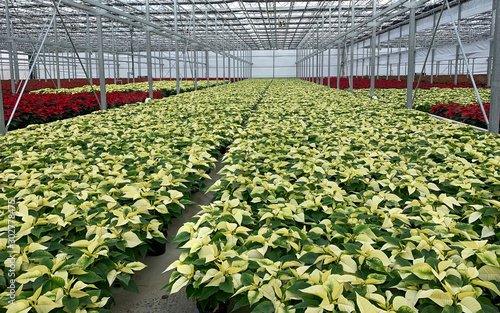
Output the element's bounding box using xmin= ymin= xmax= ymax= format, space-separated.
xmin=370 ymin=0 xmax=377 ymax=98
xmin=5 ymin=0 xmax=15 ymax=92
xmin=397 ymin=27 xmax=402 ymax=80
xmin=54 ymin=19 xmax=61 ymax=89
xmin=215 ymin=17 xmax=219 ymax=86
xmin=0 ymin=84 xmax=5 ymax=135
xmin=489 ymin=0 xmax=499 ymax=134
xmin=386 ymin=31 xmax=390 ymax=79
xmin=145 ymin=0 xmax=153 ymax=99
xmin=112 ymin=22 xmax=117 ymax=84
xmin=194 ymin=49 xmax=198 ymax=90
xmin=96 ymin=11 xmax=107 ymax=110
xmin=406 ymin=0 xmax=417 ymax=109
xmin=487 ymin=0 xmax=496 ymax=87
xmin=454 ymin=0 xmax=462 ymax=85
xmin=174 ymin=0 xmax=180 ymax=94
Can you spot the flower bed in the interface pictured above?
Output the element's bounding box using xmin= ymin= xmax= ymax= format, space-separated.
xmin=430 ymin=102 xmax=492 ymax=129
xmin=3 ymin=91 xmax=162 ymax=130
xmin=3 ymin=79 xmax=222 ymax=130
xmin=167 ymin=79 xmax=500 ymax=313
xmin=307 ymin=77 xmax=483 ymax=90
xmin=353 ymin=88 xmax=495 ymax=129
xmin=0 ymin=79 xmax=271 ymax=313
xmin=30 ymin=80 xmax=217 ymax=96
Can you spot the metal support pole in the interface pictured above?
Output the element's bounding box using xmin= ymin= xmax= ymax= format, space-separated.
xmin=362 ymin=46 xmax=365 ymax=77
xmin=386 ymin=31 xmax=390 ymax=79
xmin=159 ymin=53 xmax=162 ymax=81
xmin=96 ymin=13 xmax=107 ymax=110
xmin=349 ymin=0 xmax=355 ymax=91
xmin=54 ymin=19 xmax=61 ymax=89
xmin=316 ymin=23 xmax=320 ymax=84
xmin=169 ymin=49 xmax=172 ymax=81
xmin=222 ymin=25 xmax=226 ymax=83
xmin=5 ymin=0 xmax=15 ymax=92
xmin=0 ymin=84 xmax=5 ymax=135
xmin=490 ymin=0 xmax=500 ymax=134
xmin=138 ymin=53 xmax=142 ymax=78
xmin=350 ymin=40 xmax=354 ymax=92
xmin=444 ymin=0 xmax=488 ymax=125
xmin=250 ymin=50 xmax=253 ymax=78
xmin=228 ymin=46 xmax=231 ymax=82
xmin=205 ymin=10 xmax=210 ymax=86
xmin=370 ymin=0 xmax=377 ymax=98
xmin=406 ymin=0 xmax=417 ymax=109
xmin=112 ymin=22 xmax=117 ymax=84
xmin=273 ymin=49 xmax=276 ymax=79
xmin=174 ymin=0 xmax=180 ymax=94
xmin=145 ymin=0 xmax=153 ymax=99
xmin=194 ymin=49 xmax=198 ymax=90
xmin=398 ymin=27 xmax=402 ymax=80
xmin=454 ymin=0 xmax=462 ymax=85
xmin=215 ymin=17 xmax=219 ymax=85
xmin=487 ymin=0 xmax=496 ymax=87
xmin=430 ymin=48 xmax=435 ymax=83
xmin=130 ymin=28 xmax=135 ymax=84
xmin=67 ymin=53 xmax=71 ymax=80
xmin=337 ymin=46 xmax=341 ymax=89
xmin=206 ymin=51 xmax=210 ymax=87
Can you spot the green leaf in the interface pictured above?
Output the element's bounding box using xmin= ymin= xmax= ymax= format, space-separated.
xmin=252 ymin=300 xmax=274 ymax=313
xmin=173 ymin=232 xmax=191 ymax=243
xmin=366 ymin=257 xmax=385 ymax=272
xmin=397 ymin=306 xmax=416 ymax=313
xmin=248 ymin=290 xmax=264 ymax=306
xmin=443 ymin=305 xmax=463 ymax=313
xmin=62 ymin=297 xmax=79 ymax=313
xmin=411 ymin=263 xmax=435 ymax=280
xmin=478 ymin=265 xmax=500 ymax=281
xmin=77 ymin=272 xmax=103 ymax=284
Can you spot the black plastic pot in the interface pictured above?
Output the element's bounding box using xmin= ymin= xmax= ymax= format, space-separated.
xmin=146 ymin=239 xmax=167 ymax=256
xmin=196 ymin=301 xmax=228 ymax=313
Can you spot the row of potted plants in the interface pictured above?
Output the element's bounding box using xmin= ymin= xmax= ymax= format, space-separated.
xmin=304 ymin=77 xmax=486 ymax=90
xmin=167 ymin=78 xmax=500 ymax=313
xmin=429 ymin=102 xmax=493 ymax=129
xmin=3 ymin=78 xmax=226 ymax=130
xmin=29 ymin=80 xmax=218 ymax=96
xmin=0 ymin=79 xmax=271 ymax=313
xmin=353 ymin=87 xmax=493 ymax=129
xmin=3 ymin=91 xmax=162 ymax=131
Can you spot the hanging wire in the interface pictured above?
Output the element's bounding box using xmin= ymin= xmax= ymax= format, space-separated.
xmin=5 ymin=0 xmax=62 ymax=130
xmin=50 ymin=0 xmax=101 ymax=108
xmin=412 ymin=0 xmax=446 ymax=104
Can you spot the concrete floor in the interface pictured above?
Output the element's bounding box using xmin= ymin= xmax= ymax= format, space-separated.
xmin=111 ymin=158 xmax=224 ymax=313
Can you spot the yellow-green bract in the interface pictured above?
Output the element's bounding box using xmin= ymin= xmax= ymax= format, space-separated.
xmin=167 ymin=79 xmax=500 ymax=313
xmin=0 ymin=79 xmax=271 ymax=313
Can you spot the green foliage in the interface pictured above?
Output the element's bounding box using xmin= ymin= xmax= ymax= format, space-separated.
xmin=0 ymin=79 xmax=271 ymax=313
xmin=167 ymin=79 xmax=500 ymax=313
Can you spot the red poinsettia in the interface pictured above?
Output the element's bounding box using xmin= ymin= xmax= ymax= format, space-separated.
xmin=2 ymin=90 xmax=161 ymax=130
xmin=429 ymin=102 xmax=493 ymax=129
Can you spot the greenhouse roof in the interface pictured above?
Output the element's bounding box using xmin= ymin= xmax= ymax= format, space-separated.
xmin=0 ymin=0 xmax=493 ymax=54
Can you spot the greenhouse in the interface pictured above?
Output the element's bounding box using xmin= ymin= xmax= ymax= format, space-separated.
xmin=1 ymin=0 xmax=500 ymax=312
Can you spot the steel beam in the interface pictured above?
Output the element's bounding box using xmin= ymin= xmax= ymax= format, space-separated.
xmin=64 ymin=0 xmax=250 ymax=65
